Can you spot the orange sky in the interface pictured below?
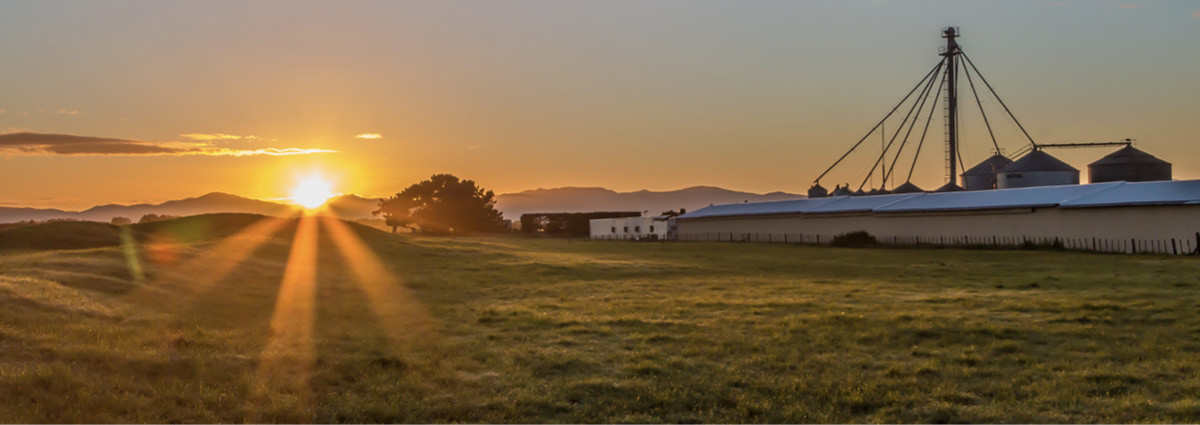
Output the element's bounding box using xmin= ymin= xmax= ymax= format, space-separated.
xmin=1 ymin=1 xmax=1197 ymax=209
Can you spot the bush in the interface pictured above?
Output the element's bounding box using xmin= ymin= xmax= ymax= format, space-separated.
xmin=832 ymin=231 xmax=876 ymax=248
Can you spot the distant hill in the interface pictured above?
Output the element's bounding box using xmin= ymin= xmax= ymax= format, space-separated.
xmin=494 ymin=186 xmax=805 ymax=219
xmin=0 ymin=192 xmax=301 ymax=224
xmin=0 ymin=186 xmax=803 ymax=224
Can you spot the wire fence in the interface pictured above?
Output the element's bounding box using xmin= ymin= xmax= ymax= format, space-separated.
xmin=595 ymin=231 xmax=1200 ymax=256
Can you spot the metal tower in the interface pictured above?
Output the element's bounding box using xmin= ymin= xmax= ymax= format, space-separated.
xmin=810 ymin=26 xmax=1041 ymax=196
xmin=941 ymin=27 xmax=960 ymax=184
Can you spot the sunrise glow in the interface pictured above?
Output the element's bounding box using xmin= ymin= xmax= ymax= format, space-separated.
xmin=289 ymin=174 xmax=336 ymax=209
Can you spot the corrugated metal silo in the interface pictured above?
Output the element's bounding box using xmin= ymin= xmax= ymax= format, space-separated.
xmin=997 ymin=150 xmax=1079 ymax=189
xmin=891 ymin=181 xmax=924 ymax=193
xmin=808 ymin=184 xmax=829 ymax=198
xmin=960 ymin=154 xmax=1013 ymax=190
xmin=1087 ymin=145 xmax=1171 ymax=183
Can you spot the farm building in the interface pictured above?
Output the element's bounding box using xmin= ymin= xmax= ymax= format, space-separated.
xmin=675 ymin=179 xmax=1200 ymax=255
xmin=590 ymin=216 xmax=672 ymax=240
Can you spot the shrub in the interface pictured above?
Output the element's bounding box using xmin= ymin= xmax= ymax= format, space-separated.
xmin=832 ymin=230 xmax=876 ymax=248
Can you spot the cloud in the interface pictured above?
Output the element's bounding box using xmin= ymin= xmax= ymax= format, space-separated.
xmin=38 ymin=109 xmax=79 ymax=115
xmin=179 ymin=133 xmax=271 ymax=142
xmin=1118 ymin=4 xmax=1138 ymax=8
xmin=180 ymin=133 xmax=244 ymax=141
xmin=1193 ymin=10 xmax=1200 ymax=18
xmin=355 ymin=133 xmax=382 ymax=139
xmin=0 ymin=132 xmax=336 ymax=156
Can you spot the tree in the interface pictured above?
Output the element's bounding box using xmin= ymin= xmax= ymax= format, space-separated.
xmin=110 ymin=217 xmax=132 ymax=225
xmin=373 ymin=174 xmax=505 ymax=234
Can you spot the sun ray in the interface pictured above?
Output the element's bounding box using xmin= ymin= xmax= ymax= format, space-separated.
xmin=122 ymin=216 xmax=289 ymax=305
xmin=320 ymin=216 xmax=435 ymax=347
xmin=247 ymin=214 xmax=319 ymax=422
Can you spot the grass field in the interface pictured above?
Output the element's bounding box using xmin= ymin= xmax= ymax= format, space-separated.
xmin=1 ymin=214 xmax=1199 ymax=423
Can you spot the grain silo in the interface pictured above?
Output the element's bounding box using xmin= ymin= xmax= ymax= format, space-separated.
xmin=997 ymin=150 xmax=1079 ymax=189
xmin=892 ymin=181 xmax=924 ymax=193
xmin=807 ymin=183 xmax=829 ymax=198
xmin=1088 ymin=145 xmax=1171 ymax=183
xmin=961 ymin=154 xmax=1014 ymax=190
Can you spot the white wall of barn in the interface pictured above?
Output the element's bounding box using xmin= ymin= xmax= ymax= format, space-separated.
xmin=675 ymin=206 xmax=1200 ymax=253
xmin=590 ymin=217 xmax=669 ymax=240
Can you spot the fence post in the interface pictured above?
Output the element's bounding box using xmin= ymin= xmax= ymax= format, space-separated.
xmin=1172 ymin=238 xmax=1178 ymax=255
xmin=1131 ymin=238 xmax=1137 ymax=254
xmin=784 ymin=234 xmax=788 ymax=243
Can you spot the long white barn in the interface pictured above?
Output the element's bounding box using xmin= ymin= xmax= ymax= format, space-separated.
xmin=676 ymin=180 xmax=1200 ymax=255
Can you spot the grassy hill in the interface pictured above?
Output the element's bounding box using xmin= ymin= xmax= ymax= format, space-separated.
xmin=1 ymin=216 xmax=1199 ymax=422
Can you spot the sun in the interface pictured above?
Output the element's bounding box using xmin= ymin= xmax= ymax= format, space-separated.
xmin=290 ymin=174 xmax=336 ymax=209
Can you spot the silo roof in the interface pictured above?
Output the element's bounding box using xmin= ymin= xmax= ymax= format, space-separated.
xmin=962 ymin=154 xmax=1014 ymax=176
xmin=1088 ymin=145 xmax=1171 ymax=167
xmin=1001 ymin=150 xmax=1078 ymax=173
xmin=891 ymin=181 xmax=924 ymax=193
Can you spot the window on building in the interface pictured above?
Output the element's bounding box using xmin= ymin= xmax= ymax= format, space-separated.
xmin=635 ymin=226 xmax=641 ymax=233
xmin=650 ymin=225 xmax=655 ymax=232
xmin=611 ymin=227 xmax=616 ymax=233
xmin=623 ymin=226 xmax=628 ymax=232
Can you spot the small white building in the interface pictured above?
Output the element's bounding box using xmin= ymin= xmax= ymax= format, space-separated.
xmin=590 ymin=216 xmax=672 ymax=240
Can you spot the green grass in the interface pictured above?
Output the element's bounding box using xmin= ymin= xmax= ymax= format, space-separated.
xmin=2 ymin=215 xmax=1200 ymax=422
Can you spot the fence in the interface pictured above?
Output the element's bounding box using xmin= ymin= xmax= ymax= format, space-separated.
xmin=614 ymin=231 xmax=1200 ymax=256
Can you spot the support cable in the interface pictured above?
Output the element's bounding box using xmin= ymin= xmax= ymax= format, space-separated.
xmin=962 ymin=57 xmax=1001 ymax=155
xmin=812 ymin=60 xmax=945 ymax=184
xmin=906 ymin=61 xmax=949 ymax=183
xmin=961 ymin=51 xmax=1037 ymax=149
xmin=858 ymin=60 xmax=945 ymax=192
xmin=884 ymin=60 xmax=945 ymax=187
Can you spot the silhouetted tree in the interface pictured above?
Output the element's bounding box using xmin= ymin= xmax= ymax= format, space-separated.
xmin=110 ymin=217 xmax=132 ymax=225
xmin=138 ymin=213 xmax=178 ymax=224
xmin=374 ymin=174 xmax=504 ymax=234
xmin=659 ymin=208 xmax=687 ymax=218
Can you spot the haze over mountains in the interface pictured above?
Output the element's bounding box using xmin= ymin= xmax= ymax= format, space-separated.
xmin=0 ymin=186 xmax=804 ymax=223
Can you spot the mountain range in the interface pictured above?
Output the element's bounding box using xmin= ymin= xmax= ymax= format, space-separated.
xmin=0 ymin=186 xmax=804 ymax=224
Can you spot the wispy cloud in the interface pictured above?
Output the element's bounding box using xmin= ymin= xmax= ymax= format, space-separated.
xmin=1118 ymin=4 xmax=1138 ymax=8
xmin=179 ymin=133 xmax=270 ymax=141
xmin=38 ymin=109 xmax=79 ymax=115
xmin=188 ymin=147 xmax=338 ymax=157
xmin=0 ymin=132 xmax=336 ymax=156
xmin=355 ymin=133 xmax=382 ymax=140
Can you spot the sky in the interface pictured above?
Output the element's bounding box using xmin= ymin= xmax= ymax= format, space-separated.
xmin=1 ymin=0 xmax=1197 ymax=209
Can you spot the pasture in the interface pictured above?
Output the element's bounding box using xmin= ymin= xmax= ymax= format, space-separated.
xmin=1 ymin=214 xmax=1199 ymax=423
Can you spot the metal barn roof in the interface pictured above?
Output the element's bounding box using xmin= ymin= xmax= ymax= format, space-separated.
xmin=802 ymin=193 xmax=922 ymax=214
xmin=873 ymin=182 xmax=1120 ymax=213
xmin=679 ymin=180 xmax=1200 ymax=219
xmin=1059 ymin=180 xmax=1200 ymax=208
